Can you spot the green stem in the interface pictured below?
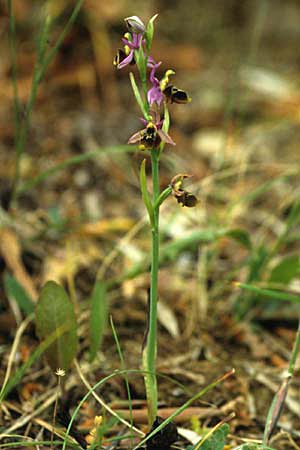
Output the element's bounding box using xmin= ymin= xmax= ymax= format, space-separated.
xmin=143 ymin=150 xmax=160 ymax=424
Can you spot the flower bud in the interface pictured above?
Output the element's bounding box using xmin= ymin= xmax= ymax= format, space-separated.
xmin=124 ymin=15 xmax=145 ymax=34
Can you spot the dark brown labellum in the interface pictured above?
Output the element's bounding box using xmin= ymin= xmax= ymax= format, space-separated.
xmin=163 ymin=85 xmax=191 ymax=104
xmin=140 ymin=123 xmax=161 ymax=149
xmin=170 ymin=173 xmax=198 ymax=207
xmin=175 ymin=191 xmax=198 ymax=207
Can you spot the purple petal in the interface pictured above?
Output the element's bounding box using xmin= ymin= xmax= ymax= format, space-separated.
xmin=147 ymin=56 xmax=155 ymax=67
xmin=149 ymin=62 xmax=162 ymax=85
xmin=132 ymin=33 xmax=142 ymax=47
xmin=140 ymin=118 xmax=148 ymax=126
xmin=117 ymin=50 xmax=134 ymax=69
xmin=147 ymin=86 xmax=164 ymax=106
xmin=121 ymin=37 xmax=132 ymax=47
xmin=147 ymin=57 xmax=161 ymax=68
xmin=157 ymin=129 xmax=176 ymax=145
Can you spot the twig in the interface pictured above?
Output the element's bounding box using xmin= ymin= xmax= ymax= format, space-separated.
xmin=74 ymin=359 xmax=144 ymax=436
xmin=0 ymin=314 xmax=33 ymax=398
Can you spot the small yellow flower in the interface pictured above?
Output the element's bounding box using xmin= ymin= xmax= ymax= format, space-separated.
xmin=86 ymin=415 xmax=103 ymax=447
xmin=94 ymin=415 xmax=103 ymax=426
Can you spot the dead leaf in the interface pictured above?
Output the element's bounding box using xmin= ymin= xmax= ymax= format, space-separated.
xmin=157 ymin=300 xmax=180 ymax=338
xmin=77 ymin=217 xmax=134 ymax=237
xmin=42 ymin=239 xmax=99 ymax=284
xmin=0 ymin=228 xmax=37 ymax=301
xmin=21 ymin=382 xmax=43 ymax=401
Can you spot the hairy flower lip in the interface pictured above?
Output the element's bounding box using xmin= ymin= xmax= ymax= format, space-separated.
xmin=128 ymin=111 xmax=176 ymax=150
xmin=124 ymin=15 xmax=146 ymax=34
xmin=163 ymin=85 xmax=192 ymax=104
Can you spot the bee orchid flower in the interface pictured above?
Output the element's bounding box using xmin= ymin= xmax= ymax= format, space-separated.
xmin=128 ymin=110 xmax=176 ymax=150
xmin=147 ymin=60 xmax=175 ymax=106
xmin=114 ymin=32 xmax=144 ymax=69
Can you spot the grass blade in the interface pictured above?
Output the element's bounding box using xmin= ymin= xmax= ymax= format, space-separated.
xmin=234 ymin=281 xmax=300 ymax=303
xmin=18 ymin=145 xmax=136 ymax=194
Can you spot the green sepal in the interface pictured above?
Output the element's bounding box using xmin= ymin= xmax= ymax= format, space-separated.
xmin=145 ymin=14 xmax=158 ymax=54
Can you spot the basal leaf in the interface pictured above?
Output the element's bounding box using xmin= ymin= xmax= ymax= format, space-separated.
xmin=35 ymin=281 xmax=78 ymax=371
xmin=4 ymin=272 xmax=34 ymax=315
xmin=89 ymin=280 xmax=108 ymax=362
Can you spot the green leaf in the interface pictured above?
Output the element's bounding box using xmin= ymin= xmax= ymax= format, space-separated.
xmin=198 ymin=423 xmax=229 ymax=450
xmin=225 ymin=229 xmax=252 ymax=249
xmin=235 ymin=282 xmax=300 ymax=303
xmin=155 ymin=186 xmax=172 ymax=209
xmin=89 ymin=280 xmax=108 ymax=362
xmin=4 ymin=272 xmax=34 ymax=315
xmin=35 ymin=281 xmax=78 ymax=371
xmin=269 ymin=255 xmax=300 ymax=284
xmin=145 ymin=14 xmax=158 ymax=53
xmin=140 ymin=159 xmax=154 ymax=226
xmin=129 ymin=72 xmax=149 ymax=119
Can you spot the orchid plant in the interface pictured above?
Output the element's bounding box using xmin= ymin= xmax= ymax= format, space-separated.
xmin=114 ymin=14 xmax=197 ymax=425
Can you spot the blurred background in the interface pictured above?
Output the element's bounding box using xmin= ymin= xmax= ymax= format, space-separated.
xmin=1 ymin=0 xmax=300 ymax=446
